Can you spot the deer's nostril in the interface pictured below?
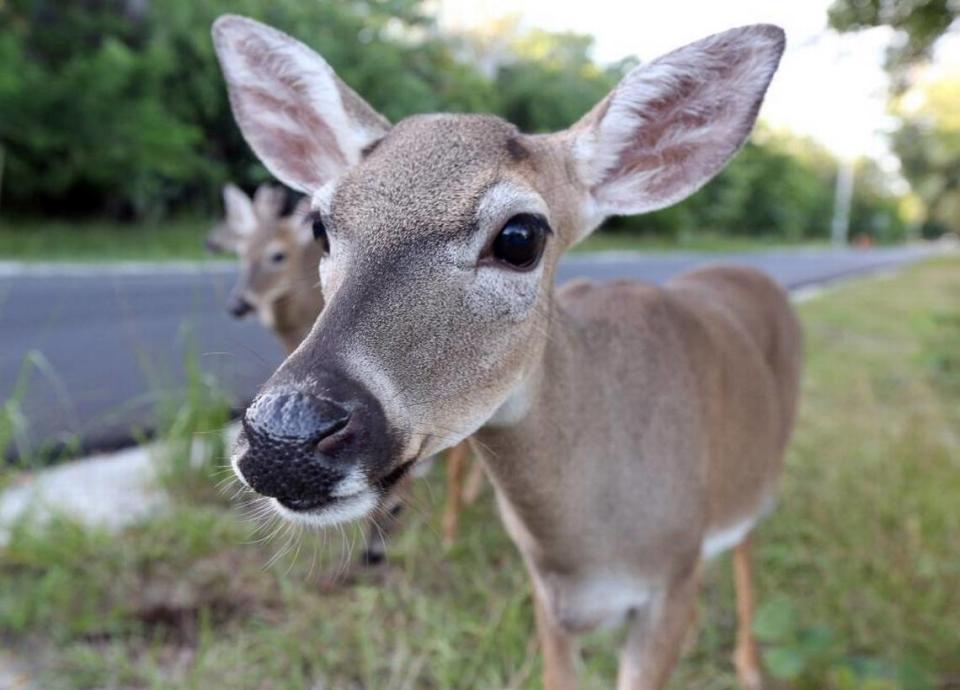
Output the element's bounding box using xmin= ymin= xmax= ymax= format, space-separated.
xmin=229 ymin=298 xmax=253 ymax=318
xmin=244 ymin=392 xmax=351 ymax=445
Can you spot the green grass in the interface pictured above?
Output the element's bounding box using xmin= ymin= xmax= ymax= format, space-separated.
xmin=0 ymin=217 xmax=223 ymax=262
xmin=571 ymin=229 xmax=829 ymax=254
xmin=1 ymin=257 xmax=958 ymax=689
xmin=0 ymin=216 xmax=826 ymax=262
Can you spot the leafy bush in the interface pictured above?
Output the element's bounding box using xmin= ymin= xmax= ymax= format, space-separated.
xmin=0 ymin=0 xmax=908 ymax=242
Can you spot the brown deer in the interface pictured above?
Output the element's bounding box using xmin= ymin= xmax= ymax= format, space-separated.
xmin=213 ymin=16 xmax=801 ymax=689
xmin=207 ymin=182 xmax=481 ymax=564
xmin=206 ymin=182 xmax=323 ymax=354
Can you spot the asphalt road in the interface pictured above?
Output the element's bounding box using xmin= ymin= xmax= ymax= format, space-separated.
xmin=0 ymin=246 xmax=935 ymax=460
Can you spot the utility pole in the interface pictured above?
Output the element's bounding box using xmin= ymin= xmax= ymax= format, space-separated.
xmin=831 ymin=158 xmax=855 ymax=246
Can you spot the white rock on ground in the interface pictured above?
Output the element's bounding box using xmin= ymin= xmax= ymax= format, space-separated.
xmin=0 ymin=444 xmax=164 ymax=544
xmin=0 ymin=423 xmax=241 ymax=544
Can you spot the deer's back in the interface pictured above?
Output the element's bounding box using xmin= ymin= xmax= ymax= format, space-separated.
xmin=555 ymin=265 xmax=801 ymax=546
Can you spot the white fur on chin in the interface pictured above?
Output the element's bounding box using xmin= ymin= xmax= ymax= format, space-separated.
xmin=271 ymin=490 xmax=378 ymax=528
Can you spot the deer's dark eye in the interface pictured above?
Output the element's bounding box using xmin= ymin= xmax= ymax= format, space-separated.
xmin=269 ymin=251 xmax=286 ymax=264
xmin=311 ymin=216 xmax=328 ymax=251
xmin=491 ymin=214 xmax=548 ymax=270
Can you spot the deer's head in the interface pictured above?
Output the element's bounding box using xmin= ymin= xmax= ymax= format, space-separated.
xmin=213 ymin=16 xmax=784 ymax=525
xmin=208 ymin=182 xmax=317 ymax=323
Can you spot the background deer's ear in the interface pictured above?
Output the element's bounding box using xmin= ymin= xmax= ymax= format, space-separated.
xmin=289 ymin=197 xmax=316 ymax=247
xmin=566 ymin=24 xmax=785 ymax=241
xmin=222 ymin=183 xmax=257 ymax=238
xmin=212 ymin=15 xmax=390 ymax=193
xmin=252 ymin=183 xmax=287 ymax=221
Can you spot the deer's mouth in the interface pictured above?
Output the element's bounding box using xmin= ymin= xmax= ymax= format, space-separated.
xmin=258 ymin=458 xmax=416 ymax=528
xmin=272 ymin=490 xmax=379 ymax=527
xmin=374 ymin=459 xmax=415 ymax=493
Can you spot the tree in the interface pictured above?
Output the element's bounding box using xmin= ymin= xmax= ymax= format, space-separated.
xmin=828 ymin=0 xmax=958 ymax=87
xmin=891 ymin=75 xmax=960 ymax=236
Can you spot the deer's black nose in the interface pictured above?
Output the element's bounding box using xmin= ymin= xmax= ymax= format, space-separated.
xmin=238 ymin=392 xmax=353 ymax=508
xmin=228 ymin=296 xmax=253 ymax=318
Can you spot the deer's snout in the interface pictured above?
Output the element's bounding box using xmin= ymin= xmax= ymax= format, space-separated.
xmin=227 ymin=294 xmax=253 ymax=318
xmin=234 ymin=378 xmax=397 ymax=521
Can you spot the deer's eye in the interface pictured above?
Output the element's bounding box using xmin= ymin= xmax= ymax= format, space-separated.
xmin=269 ymin=251 xmax=287 ymax=264
xmin=311 ymin=216 xmax=328 ymax=251
xmin=491 ymin=214 xmax=548 ymax=270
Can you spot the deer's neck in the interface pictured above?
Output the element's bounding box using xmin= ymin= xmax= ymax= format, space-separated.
xmin=472 ymin=300 xmax=592 ymax=566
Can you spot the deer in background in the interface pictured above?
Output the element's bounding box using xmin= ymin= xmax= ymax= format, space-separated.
xmin=214 ymin=17 xmax=802 ymax=689
xmin=207 ymin=182 xmax=482 ymax=565
xmin=206 ymin=182 xmax=323 ymax=354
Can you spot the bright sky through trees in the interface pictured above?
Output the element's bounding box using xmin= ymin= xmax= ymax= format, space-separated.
xmin=437 ymin=0 xmax=959 ymax=162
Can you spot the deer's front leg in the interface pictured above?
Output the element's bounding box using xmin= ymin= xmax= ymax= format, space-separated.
xmin=534 ymin=588 xmax=580 ymax=690
xmin=441 ymin=441 xmax=469 ymax=548
xmin=733 ymin=535 xmax=764 ymax=690
xmin=617 ymin=569 xmax=701 ymax=690
xmin=359 ymin=476 xmax=411 ymax=567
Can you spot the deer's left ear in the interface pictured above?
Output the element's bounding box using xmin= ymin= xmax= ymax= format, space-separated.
xmin=212 ymin=15 xmax=390 ymax=193
xmin=289 ymin=197 xmax=316 ymax=247
xmin=566 ymin=24 xmax=785 ymax=240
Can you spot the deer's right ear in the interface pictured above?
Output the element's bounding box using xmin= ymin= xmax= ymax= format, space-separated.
xmin=563 ymin=24 xmax=785 ymax=243
xmin=222 ymin=183 xmax=257 ymax=237
xmin=212 ymin=15 xmax=390 ymax=193
xmin=252 ymin=183 xmax=287 ymax=221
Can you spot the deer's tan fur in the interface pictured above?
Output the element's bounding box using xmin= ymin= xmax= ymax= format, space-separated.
xmin=214 ymin=16 xmax=801 ymax=689
xmin=209 ymin=182 xmax=481 ymax=556
xmin=207 ymin=183 xmax=324 ymax=354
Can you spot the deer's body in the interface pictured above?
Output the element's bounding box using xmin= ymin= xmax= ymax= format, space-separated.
xmin=480 ymin=268 xmax=800 ymax=636
xmin=213 ymin=16 xmax=800 ymax=688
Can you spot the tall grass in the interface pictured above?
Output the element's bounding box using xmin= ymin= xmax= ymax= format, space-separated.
xmin=1 ymin=351 xmax=80 ymax=478
xmin=148 ymin=342 xmax=234 ymax=504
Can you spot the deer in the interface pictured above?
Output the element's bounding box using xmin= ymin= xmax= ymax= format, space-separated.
xmin=213 ymin=16 xmax=802 ymax=690
xmin=206 ymin=181 xmax=482 ymax=566
xmin=207 ymin=181 xmax=323 ymax=354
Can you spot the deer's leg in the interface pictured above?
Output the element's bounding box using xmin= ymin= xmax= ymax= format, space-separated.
xmin=359 ymin=476 xmax=411 ymax=567
xmin=617 ymin=569 xmax=701 ymax=690
xmin=441 ymin=442 xmax=469 ymax=548
xmin=732 ymin=535 xmax=764 ymax=690
xmin=462 ymin=456 xmax=486 ymax=505
xmin=534 ymin=589 xmax=579 ymax=690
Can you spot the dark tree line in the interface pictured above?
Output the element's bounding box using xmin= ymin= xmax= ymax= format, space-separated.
xmin=0 ymin=0 xmax=908 ymax=241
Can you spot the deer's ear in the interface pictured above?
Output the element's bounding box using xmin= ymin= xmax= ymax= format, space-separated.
xmin=567 ymin=25 xmax=784 ymax=239
xmin=222 ymin=183 xmax=257 ymax=237
xmin=212 ymin=15 xmax=390 ymax=193
xmin=252 ymin=183 xmax=286 ymax=221
xmin=290 ymin=197 xmax=316 ymax=247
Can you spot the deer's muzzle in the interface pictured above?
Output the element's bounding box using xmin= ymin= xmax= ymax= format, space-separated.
xmin=235 ymin=375 xmax=396 ymax=518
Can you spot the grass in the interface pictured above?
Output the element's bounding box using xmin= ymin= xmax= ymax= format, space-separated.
xmin=146 ymin=339 xmax=235 ymax=504
xmin=571 ymin=229 xmax=829 ymax=254
xmin=0 ymin=217 xmax=222 ymax=262
xmin=1 ymin=257 xmax=959 ymax=689
xmin=0 ymin=216 xmax=825 ymax=262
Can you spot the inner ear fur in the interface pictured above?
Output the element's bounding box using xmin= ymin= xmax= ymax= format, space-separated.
xmin=567 ymin=24 xmax=785 ymax=237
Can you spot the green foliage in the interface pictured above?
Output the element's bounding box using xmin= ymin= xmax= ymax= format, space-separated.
xmin=891 ymin=76 xmax=960 ymax=236
xmin=828 ymin=0 xmax=957 ymax=79
xmin=0 ymin=350 xmax=79 ymax=468
xmin=148 ymin=337 xmax=233 ymax=503
xmin=753 ymin=597 xmax=935 ymax=690
xmin=493 ymin=28 xmax=627 ymax=133
xmin=0 ymin=0 xmax=908 ymax=243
